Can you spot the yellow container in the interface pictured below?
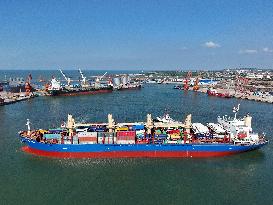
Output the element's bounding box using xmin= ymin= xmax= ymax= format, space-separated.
xmin=116 ymin=127 xmax=129 ymax=131
xmin=170 ymin=134 xmax=181 ymax=140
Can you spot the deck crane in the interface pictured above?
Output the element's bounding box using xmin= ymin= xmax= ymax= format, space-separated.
xmin=78 ymin=69 xmax=88 ymax=87
xmin=59 ymin=69 xmax=71 ymax=85
xmin=95 ymin=72 xmax=108 ymax=88
xmin=96 ymin=72 xmax=108 ymax=82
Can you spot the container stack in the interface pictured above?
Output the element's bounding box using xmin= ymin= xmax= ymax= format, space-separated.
xmin=97 ymin=132 xmax=116 ymax=144
xmin=116 ymin=131 xmax=136 ymax=144
xmin=78 ymin=132 xmax=97 ymax=144
xmin=43 ymin=133 xmax=61 ymax=140
xmin=168 ymin=130 xmax=181 ymax=140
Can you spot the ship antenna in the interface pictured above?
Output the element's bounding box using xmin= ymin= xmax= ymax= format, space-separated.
xmin=26 ymin=119 xmax=31 ymax=136
xmin=233 ymin=104 xmax=240 ymax=120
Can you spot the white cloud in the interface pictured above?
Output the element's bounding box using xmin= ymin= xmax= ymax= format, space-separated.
xmin=262 ymin=47 xmax=273 ymax=53
xmin=203 ymin=41 xmax=220 ymax=48
xmin=239 ymin=49 xmax=258 ymax=54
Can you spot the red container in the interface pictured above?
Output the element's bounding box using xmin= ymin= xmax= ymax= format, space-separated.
xmin=79 ymin=137 xmax=97 ymax=142
xmin=117 ymin=131 xmax=136 ymax=137
xmin=168 ymin=130 xmax=180 ymax=135
xmin=117 ymin=131 xmax=136 ymax=140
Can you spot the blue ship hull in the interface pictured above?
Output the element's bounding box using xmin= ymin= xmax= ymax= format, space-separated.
xmin=21 ymin=138 xmax=267 ymax=158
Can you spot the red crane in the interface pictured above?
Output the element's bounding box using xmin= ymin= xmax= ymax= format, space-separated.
xmin=183 ymin=71 xmax=192 ymax=90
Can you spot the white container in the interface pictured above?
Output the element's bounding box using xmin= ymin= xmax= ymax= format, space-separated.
xmin=116 ymin=140 xmax=135 ymax=144
xmin=78 ymin=132 xmax=97 ymax=138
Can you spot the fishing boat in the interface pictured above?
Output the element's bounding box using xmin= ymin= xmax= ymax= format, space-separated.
xmin=19 ymin=105 xmax=268 ymax=158
xmin=47 ymin=69 xmax=113 ymax=96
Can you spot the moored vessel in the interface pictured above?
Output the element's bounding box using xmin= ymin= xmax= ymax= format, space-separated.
xmin=47 ymin=69 xmax=113 ymax=96
xmin=19 ymin=105 xmax=268 ymax=158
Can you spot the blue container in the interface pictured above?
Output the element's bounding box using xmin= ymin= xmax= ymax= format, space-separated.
xmin=43 ymin=133 xmax=61 ymax=140
xmin=87 ymin=127 xmax=105 ymax=132
xmin=155 ymin=134 xmax=168 ymax=139
xmin=132 ymin=125 xmax=145 ymax=131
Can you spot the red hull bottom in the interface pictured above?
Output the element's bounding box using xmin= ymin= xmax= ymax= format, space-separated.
xmin=22 ymin=146 xmax=237 ymax=158
xmin=58 ymin=89 xmax=112 ymax=96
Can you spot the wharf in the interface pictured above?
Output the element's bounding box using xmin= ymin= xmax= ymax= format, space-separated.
xmin=0 ymin=92 xmax=36 ymax=106
xmin=188 ymin=87 xmax=273 ymax=104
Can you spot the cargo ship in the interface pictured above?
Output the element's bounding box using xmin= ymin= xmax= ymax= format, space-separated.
xmin=19 ymin=105 xmax=268 ymax=158
xmin=47 ymin=69 xmax=113 ymax=96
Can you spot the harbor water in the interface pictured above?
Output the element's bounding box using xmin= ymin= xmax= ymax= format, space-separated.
xmin=0 ymin=70 xmax=273 ymax=205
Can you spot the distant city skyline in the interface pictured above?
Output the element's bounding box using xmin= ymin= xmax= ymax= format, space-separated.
xmin=0 ymin=0 xmax=273 ymax=70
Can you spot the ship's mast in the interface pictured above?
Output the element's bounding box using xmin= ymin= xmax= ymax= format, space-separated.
xmin=233 ymin=104 xmax=240 ymax=120
xmin=26 ymin=119 xmax=31 ymax=136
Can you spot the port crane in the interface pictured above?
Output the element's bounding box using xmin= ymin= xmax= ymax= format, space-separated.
xmin=25 ymin=74 xmax=32 ymax=96
xmin=183 ymin=71 xmax=192 ymax=90
xmin=193 ymin=77 xmax=200 ymax=91
xmin=59 ymin=69 xmax=71 ymax=86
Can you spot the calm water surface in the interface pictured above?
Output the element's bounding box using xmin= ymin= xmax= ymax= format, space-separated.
xmin=0 ymin=71 xmax=272 ymax=205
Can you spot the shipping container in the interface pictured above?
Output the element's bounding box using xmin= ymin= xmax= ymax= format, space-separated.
xmin=116 ymin=127 xmax=129 ymax=131
xmin=169 ymin=134 xmax=181 ymax=140
xmin=155 ymin=134 xmax=168 ymax=139
xmin=104 ymin=137 xmax=114 ymax=144
xmin=116 ymin=140 xmax=135 ymax=144
xmin=97 ymin=132 xmax=116 ymax=138
xmin=132 ymin=125 xmax=145 ymax=130
xmin=117 ymin=136 xmax=135 ymax=141
xmin=117 ymin=131 xmax=136 ymax=137
xmin=78 ymin=132 xmax=97 ymax=138
xmin=43 ymin=133 xmax=61 ymax=140
xmin=87 ymin=127 xmax=106 ymax=132
xmin=168 ymin=130 xmax=180 ymax=135
xmin=48 ymin=128 xmax=65 ymax=134
xmin=79 ymin=141 xmax=97 ymax=144
xmin=78 ymin=137 xmax=97 ymax=141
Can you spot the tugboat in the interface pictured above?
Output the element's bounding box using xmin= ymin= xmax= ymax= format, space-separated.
xmin=19 ymin=105 xmax=268 ymax=158
xmin=47 ymin=69 xmax=113 ymax=96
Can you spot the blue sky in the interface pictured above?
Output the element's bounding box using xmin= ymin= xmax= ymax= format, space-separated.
xmin=0 ymin=0 xmax=273 ymax=70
